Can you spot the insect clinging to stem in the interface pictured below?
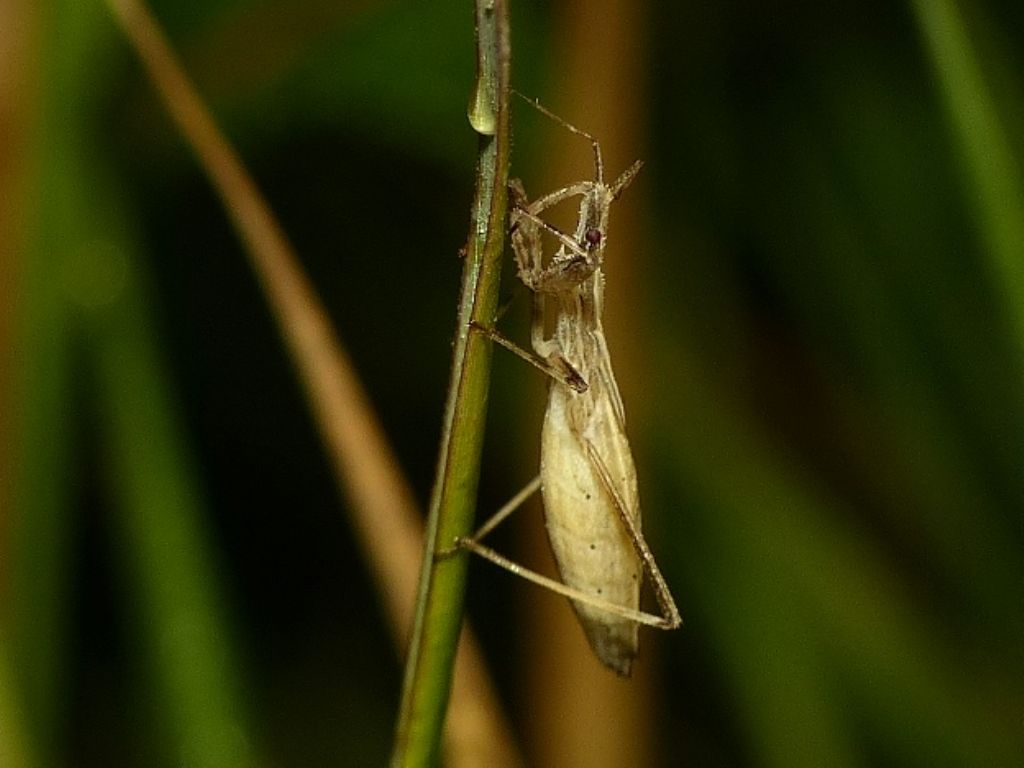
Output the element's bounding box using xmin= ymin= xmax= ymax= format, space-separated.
xmin=452 ymin=94 xmax=681 ymax=676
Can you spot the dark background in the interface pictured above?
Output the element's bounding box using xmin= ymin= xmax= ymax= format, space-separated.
xmin=3 ymin=0 xmax=1023 ymax=766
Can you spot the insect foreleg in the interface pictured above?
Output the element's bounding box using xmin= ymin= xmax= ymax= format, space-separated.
xmin=521 ymin=181 xmax=593 ymax=218
xmin=469 ymin=321 xmax=587 ymax=393
xmin=513 ymin=208 xmax=590 ymax=262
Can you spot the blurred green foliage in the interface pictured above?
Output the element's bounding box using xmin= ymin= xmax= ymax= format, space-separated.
xmin=4 ymin=0 xmax=1022 ymax=766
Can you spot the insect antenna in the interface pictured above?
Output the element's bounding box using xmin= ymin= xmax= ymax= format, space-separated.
xmin=511 ymin=89 xmax=604 ymax=183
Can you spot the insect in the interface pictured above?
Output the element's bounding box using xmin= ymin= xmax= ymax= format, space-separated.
xmin=454 ymin=96 xmax=682 ymax=676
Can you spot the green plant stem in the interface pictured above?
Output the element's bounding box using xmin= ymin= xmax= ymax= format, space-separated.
xmin=910 ymin=0 xmax=1024 ymax=366
xmin=84 ymin=243 xmax=257 ymax=768
xmin=0 ymin=631 xmax=33 ymax=768
xmin=9 ymin=2 xmax=99 ymax=756
xmin=12 ymin=2 xmax=257 ymax=763
xmin=107 ymin=0 xmax=520 ymax=763
xmin=391 ymin=2 xmax=511 ymax=766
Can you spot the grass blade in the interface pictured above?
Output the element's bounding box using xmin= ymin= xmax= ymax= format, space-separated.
xmin=391 ymin=2 xmax=512 ymax=765
xmin=910 ymin=0 xmax=1024 ymax=364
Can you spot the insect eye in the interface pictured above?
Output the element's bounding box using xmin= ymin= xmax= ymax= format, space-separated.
xmin=583 ymin=228 xmax=603 ymax=248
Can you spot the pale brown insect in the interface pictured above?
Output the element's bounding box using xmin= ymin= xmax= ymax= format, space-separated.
xmin=455 ymin=97 xmax=681 ymax=676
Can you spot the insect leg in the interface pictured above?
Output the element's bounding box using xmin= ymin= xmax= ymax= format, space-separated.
xmin=435 ymin=476 xmax=540 ymax=558
xmin=456 ymin=537 xmax=672 ymax=629
xmin=469 ymin=321 xmax=587 ymax=393
xmin=447 ymin=432 xmax=677 ymax=629
xmin=510 ymin=180 xmax=594 ymax=287
xmin=466 ymin=476 xmax=540 ymax=544
xmin=522 ymin=181 xmax=593 ymax=218
xmin=513 ymin=207 xmax=590 ymax=262
xmin=583 ymin=439 xmax=683 ymax=630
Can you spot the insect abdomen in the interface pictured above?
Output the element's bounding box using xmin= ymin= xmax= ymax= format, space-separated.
xmin=540 ymin=386 xmax=642 ymax=675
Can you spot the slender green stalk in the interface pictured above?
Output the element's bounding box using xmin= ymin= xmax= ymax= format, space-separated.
xmin=0 ymin=632 xmax=33 ymax=768
xmin=12 ymin=2 xmax=257 ymax=764
xmin=107 ymin=0 xmax=520 ymax=763
xmin=391 ymin=2 xmax=511 ymax=765
xmin=910 ymin=0 xmax=1024 ymax=363
xmin=82 ymin=241 xmax=258 ymax=767
xmin=8 ymin=1 xmax=98 ymax=757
